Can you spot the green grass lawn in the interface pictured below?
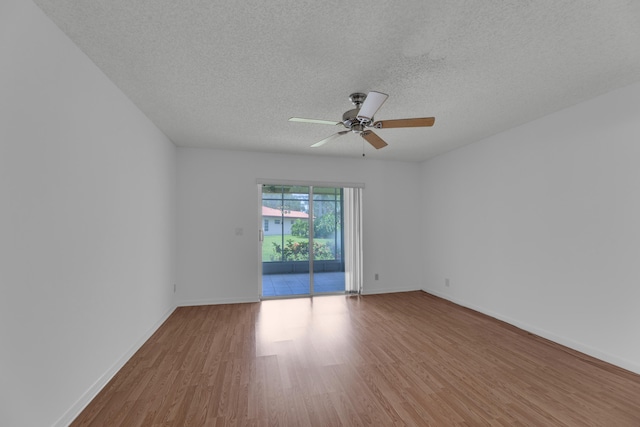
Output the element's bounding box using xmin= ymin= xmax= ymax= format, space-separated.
xmin=262 ymin=234 xmax=336 ymax=262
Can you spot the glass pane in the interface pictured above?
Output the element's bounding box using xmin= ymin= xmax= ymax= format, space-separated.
xmin=261 ymin=185 xmax=311 ymax=297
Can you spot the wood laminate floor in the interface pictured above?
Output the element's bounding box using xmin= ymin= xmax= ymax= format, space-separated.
xmin=71 ymin=291 xmax=640 ymax=426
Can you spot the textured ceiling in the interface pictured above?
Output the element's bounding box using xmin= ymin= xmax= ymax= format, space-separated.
xmin=33 ymin=0 xmax=640 ymax=161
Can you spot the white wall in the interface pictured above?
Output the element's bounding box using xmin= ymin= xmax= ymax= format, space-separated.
xmin=177 ymin=148 xmax=422 ymax=304
xmin=0 ymin=1 xmax=177 ymax=426
xmin=421 ymin=82 xmax=640 ymax=374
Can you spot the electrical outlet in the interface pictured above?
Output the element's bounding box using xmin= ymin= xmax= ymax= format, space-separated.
xmin=375 ymin=273 xmax=379 ymax=280
xmin=445 ymin=278 xmax=450 ymax=287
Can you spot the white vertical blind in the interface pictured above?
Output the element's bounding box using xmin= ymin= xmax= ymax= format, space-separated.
xmin=343 ymin=187 xmax=363 ymax=294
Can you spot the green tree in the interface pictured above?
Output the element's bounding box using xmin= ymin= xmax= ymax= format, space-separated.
xmin=314 ymin=212 xmax=338 ymax=238
xmin=291 ymin=219 xmax=309 ymax=237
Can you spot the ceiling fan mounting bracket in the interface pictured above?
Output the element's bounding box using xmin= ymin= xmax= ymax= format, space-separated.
xmin=348 ymin=92 xmax=367 ymax=108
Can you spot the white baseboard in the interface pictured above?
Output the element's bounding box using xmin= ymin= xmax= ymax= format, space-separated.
xmin=362 ymin=286 xmax=421 ymax=295
xmin=53 ymin=305 xmax=177 ymax=427
xmin=422 ymin=287 xmax=640 ymax=376
xmin=178 ymin=296 xmax=260 ymax=306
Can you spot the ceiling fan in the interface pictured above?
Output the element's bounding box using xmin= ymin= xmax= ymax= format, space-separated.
xmin=289 ymin=91 xmax=435 ymax=150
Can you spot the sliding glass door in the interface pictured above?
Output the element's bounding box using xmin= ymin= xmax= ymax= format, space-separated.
xmin=261 ymin=185 xmax=312 ymax=296
xmin=311 ymin=187 xmax=344 ymax=293
xmin=260 ymin=184 xmax=345 ymax=298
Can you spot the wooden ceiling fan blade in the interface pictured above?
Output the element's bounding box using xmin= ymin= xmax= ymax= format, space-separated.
xmin=361 ymin=130 xmax=388 ymax=149
xmin=289 ymin=117 xmax=341 ymax=126
xmin=373 ymin=117 xmax=435 ymax=128
xmin=356 ymin=91 xmax=388 ymax=122
xmin=311 ymin=131 xmax=349 ymax=148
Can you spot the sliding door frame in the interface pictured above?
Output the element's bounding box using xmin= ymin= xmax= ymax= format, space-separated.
xmin=257 ymin=179 xmax=364 ymax=299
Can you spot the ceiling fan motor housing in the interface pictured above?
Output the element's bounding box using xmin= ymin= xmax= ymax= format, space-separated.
xmin=344 ymin=93 xmax=373 ymax=130
xmin=342 ymin=108 xmax=368 ymax=131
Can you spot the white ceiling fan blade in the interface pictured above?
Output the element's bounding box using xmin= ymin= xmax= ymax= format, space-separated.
xmin=356 ymin=91 xmax=388 ymax=122
xmin=311 ymin=131 xmax=349 ymax=148
xmin=289 ymin=117 xmax=341 ymax=126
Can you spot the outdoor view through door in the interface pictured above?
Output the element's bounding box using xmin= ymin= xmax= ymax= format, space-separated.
xmin=261 ymin=184 xmax=345 ymax=297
